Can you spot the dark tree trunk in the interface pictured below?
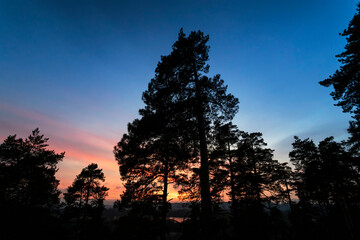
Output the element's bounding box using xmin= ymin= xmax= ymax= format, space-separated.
xmin=162 ymin=158 xmax=169 ymax=220
xmin=251 ymin=148 xmax=261 ymax=204
xmin=228 ymin=142 xmax=237 ymax=221
xmin=198 ymin=109 xmax=212 ymax=219
xmin=161 ymin=156 xmax=169 ymax=240
xmin=284 ymin=177 xmax=292 ymax=212
xmin=341 ymin=200 xmax=356 ymax=240
xmin=193 ymin=62 xmax=212 ymax=237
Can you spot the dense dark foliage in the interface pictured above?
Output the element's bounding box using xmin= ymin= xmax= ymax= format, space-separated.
xmin=319 ymin=3 xmax=360 ymax=154
xmin=0 ymin=128 xmax=64 ymax=240
xmin=289 ymin=136 xmax=360 ymax=239
xmin=63 ymin=163 xmax=109 ymax=240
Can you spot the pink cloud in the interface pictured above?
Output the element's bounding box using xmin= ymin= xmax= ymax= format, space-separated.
xmin=0 ymin=102 xmax=124 ymax=200
xmin=0 ymin=102 xmax=117 ymax=151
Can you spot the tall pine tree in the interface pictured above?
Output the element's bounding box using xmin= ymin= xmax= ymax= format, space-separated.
xmin=319 ymin=3 xmax=360 ymax=154
xmin=141 ymin=29 xmax=239 ymax=235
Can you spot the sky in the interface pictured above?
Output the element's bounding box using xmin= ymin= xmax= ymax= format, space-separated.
xmin=0 ymin=0 xmax=357 ymax=200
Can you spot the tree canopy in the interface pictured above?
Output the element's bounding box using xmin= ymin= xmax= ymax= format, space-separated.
xmin=64 ymin=163 xmax=109 ymax=211
xmin=0 ymin=128 xmax=63 ymax=209
xmin=319 ymin=3 xmax=360 ymax=154
xmin=0 ymin=128 xmax=64 ymax=240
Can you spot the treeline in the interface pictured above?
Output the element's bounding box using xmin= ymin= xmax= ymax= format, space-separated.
xmin=1 ymin=3 xmax=360 ymax=240
xmin=0 ymin=127 xmax=359 ymax=240
xmin=0 ymin=128 xmax=110 ymax=240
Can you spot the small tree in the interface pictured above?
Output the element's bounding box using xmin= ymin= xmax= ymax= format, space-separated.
xmin=64 ymin=163 xmax=109 ymax=240
xmin=65 ymin=163 xmax=109 ymax=211
xmin=211 ymin=122 xmax=241 ymax=218
xmin=234 ymin=132 xmax=289 ymax=206
xmin=209 ymin=129 xmax=292 ymax=238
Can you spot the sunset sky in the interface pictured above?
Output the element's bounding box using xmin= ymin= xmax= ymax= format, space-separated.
xmin=0 ymin=0 xmax=357 ymax=200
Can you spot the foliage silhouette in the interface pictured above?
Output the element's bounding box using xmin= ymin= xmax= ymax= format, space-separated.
xmin=3 ymin=4 xmax=360 ymax=238
xmin=314 ymin=4 xmax=360 ymax=238
xmin=114 ymin=28 xmax=239 ymax=239
xmin=211 ymin=121 xmax=241 ymax=219
xmin=140 ymin=28 xmax=239 ymax=237
xmin=64 ymin=163 xmax=109 ymax=240
xmin=319 ymin=2 xmax=360 ymax=154
xmin=0 ymin=128 xmax=64 ymax=240
xmin=114 ymin=111 xmax=193 ymax=239
xmin=289 ymin=136 xmax=360 ymax=239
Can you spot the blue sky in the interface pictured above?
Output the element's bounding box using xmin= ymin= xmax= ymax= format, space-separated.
xmin=0 ymin=0 xmax=357 ymax=198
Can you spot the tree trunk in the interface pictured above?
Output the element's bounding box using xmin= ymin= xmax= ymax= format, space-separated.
xmin=284 ymin=177 xmax=292 ymax=212
xmin=228 ymin=142 xmax=237 ymax=221
xmin=76 ymin=190 xmax=84 ymax=240
xmin=161 ymin=156 xmax=169 ymax=240
xmin=341 ymin=200 xmax=356 ymax=240
xmin=162 ymin=158 xmax=169 ymax=220
xmin=79 ymin=183 xmax=91 ymax=240
xmin=251 ymin=148 xmax=261 ymax=204
xmin=193 ymin=62 xmax=212 ymax=237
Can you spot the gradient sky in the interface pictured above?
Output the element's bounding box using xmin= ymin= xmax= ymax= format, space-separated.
xmin=0 ymin=0 xmax=357 ymax=200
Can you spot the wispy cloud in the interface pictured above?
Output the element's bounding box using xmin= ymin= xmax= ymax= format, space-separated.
xmin=0 ymin=102 xmax=123 ymax=199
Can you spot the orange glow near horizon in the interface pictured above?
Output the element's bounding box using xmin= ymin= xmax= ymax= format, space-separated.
xmin=0 ymin=103 xmax=235 ymax=203
xmin=0 ymin=103 xmax=187 ymax=202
